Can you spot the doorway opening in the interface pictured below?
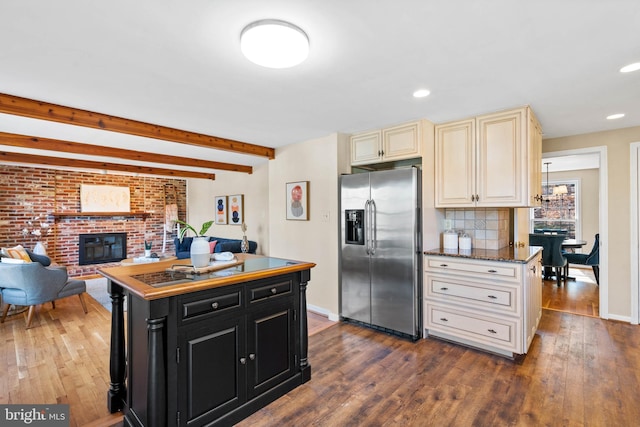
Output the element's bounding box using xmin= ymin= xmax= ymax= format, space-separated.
xmin=541 ymin=148 xmax=607 ymax=319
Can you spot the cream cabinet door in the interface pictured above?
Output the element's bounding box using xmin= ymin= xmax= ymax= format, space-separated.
xmin=476 ymin=108 xmax=527 ymax=207
xmin=435 ymin=119 xmax=476 ymax=207
xmin=382 ymin=121 xmax=422 ymax=161
xmin=528 ymin=113 xmax=543 ymax=206
xmin=350 ymin=130 xmax=382 ymax=165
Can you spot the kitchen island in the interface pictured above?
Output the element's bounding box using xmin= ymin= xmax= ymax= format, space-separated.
xmin=423 ymin=246 xmax=542 ymax=358
xmin=100 ymin=253 xmax=315 ymax=427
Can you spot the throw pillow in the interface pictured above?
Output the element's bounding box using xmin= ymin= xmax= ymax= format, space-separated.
xmin=209 ymin=240 xmax=218 ymax=254
xmin=25 ymin=248 xmax=52 ymax=266
xmin=1 ymin=245 xmax=32 ymax=263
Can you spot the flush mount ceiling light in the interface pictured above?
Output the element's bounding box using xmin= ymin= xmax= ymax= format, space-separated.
xmin=240 ymin=19 xmax=309 ymax=68
xmin=607 ymin=113 xmax=625 ymax=120
xmin=620 ymin=62 xmax=640 ymax=73
xmin=413 ymin=89 xmax=431 ymax=98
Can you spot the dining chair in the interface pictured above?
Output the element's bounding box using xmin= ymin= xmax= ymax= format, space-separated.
xmin=564 ymin=233 xmax=599 ymax=285
xmin=529 ymin=233 xmax=567 ymax=286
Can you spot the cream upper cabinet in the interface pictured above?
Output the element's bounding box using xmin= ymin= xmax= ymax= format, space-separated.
xmin=351 ymin=120 xmax=423 ymax=165
xmin=435 ymin=106 xmax=542 ymax=208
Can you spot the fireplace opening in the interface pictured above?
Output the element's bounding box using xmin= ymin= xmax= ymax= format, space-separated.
xmin=79 ymin=233 xmax=127 ymax=265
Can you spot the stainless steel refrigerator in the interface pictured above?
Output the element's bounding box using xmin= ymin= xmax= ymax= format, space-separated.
xmin=339 ymin=167 xmax=421 ymax=340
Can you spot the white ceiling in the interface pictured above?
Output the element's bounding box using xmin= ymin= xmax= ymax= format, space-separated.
xmin=0 ymin=0 xmax=639 ymax=174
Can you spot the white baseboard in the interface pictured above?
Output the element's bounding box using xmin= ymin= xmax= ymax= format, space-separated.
xmin=307 ymin=304 xmax=339 ymax=322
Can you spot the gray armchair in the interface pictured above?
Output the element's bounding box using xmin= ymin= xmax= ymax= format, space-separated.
xmin=0 ymin=262 xmax=88 ymax=328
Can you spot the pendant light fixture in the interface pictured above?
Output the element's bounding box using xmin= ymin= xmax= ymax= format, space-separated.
xmin=544 ymin=161 xmax=551 ymax=206
xmin=240 ymin=19 xmax=309 ymax=69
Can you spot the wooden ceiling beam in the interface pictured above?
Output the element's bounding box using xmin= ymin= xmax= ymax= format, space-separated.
xmin=0 ymin=151 xmax=216 ymax=180
xmin=0 ymin=92 xmax=275 ymax=159
xmin=0 ymin=131 xmax=252 ymax=174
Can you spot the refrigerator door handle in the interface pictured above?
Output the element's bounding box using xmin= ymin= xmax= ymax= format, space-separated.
xmin=370 ymin=199 xmax=377 ymax=255
xmin=364 ymin=200 xmax=371 ymax=255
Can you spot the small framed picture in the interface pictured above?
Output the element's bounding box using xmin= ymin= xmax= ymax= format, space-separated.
xmin=214 ymin=196 xmax=227 ymax=225
xmin=228 ymin=194 xmax=244 ymax=225
xmin=286 ymin=181 xmax=309 ymax=220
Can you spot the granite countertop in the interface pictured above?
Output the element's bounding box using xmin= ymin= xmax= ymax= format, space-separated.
xmin=424 ymin=245 xmax=542 ymax=264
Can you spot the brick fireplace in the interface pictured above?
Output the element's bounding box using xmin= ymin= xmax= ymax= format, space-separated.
xmin=0 ymin=165 xmax=187 ymax=276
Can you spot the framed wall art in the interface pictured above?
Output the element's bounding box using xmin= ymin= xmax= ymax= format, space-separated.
xmin=80 ymin=184 xmax=130 ymax=212
xmin=286 ymin=181 xmax=309 ymax=220
xmin=214 ymin=196 xmax=228 ymax=225
xmin=228 ymin=194 xmax=244 ymax=225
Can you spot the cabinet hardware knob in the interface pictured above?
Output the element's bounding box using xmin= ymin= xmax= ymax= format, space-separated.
xmin=487 ymin=269 xmax=497 ymax=273
xmin=471 ymin=195 xmax=475 ymax=202
xmin=487 ymin=295 xmax=497 ymax=299
xmin=440 ymin=318 xmax=448 ymax=322
xmin=487 ymin=329 xmax=497 ymax=334
xmin=440 ymin=287 xmax=449 ymax=291
xmin=530 ymin=266 xmax=537 ymax=273
xmin=249 ymin=353 xmax=255 ymax=360
xmin=240 ymin=357 xmax=247 ymax=364
xmin=211 ymin=302 xmax=219 ymax=309
xmin=271 ymin=288 xmax=277 ymax=294
xmin=476 ymin=194 xmax=479 ymax=201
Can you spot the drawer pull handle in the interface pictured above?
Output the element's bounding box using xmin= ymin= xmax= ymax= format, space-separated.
xmin=271 ymin=288 xmax=277 ymax=295
xmin=488 ymin=269 xmax=497 ymax=273
xmin=440 ymin=264 xmax=448 ymax=267
xmin=487 ymin=295 xmax=497 ymax=299
xmin=487 ymin=329 xmax=497 ymax=334
xmin=440 ymin=318 xmax=448 ymax=322
xmin=211 ymin=302 xmax=219 ymax=309
xmin=440 ymin=287 xmax=449 ymax=291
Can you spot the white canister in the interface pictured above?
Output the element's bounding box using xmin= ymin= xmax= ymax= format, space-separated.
xmin=459 ymin=234 xmax=472 ymax=251
xmin=443 ymin=231 xmax=458 ymax=250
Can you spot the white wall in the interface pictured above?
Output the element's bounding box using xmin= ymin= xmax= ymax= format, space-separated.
xmin=186 ymin=133 xmax=349 ymax=319
xmin=268 ymin=133 xmax=350 ymax=320
xmin=186 ymin=162 xmax=270 ymax=254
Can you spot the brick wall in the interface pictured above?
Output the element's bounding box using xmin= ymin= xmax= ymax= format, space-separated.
xmin=0 ymin=165 xmax=186 ymax=276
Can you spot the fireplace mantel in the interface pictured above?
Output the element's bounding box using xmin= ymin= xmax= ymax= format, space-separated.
xmin=52 ymin=212 xmax=150 ymax=220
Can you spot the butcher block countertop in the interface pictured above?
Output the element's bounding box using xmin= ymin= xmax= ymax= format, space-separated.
xmin=99 ymin=253 xmax=316 ymax=300
xmin=424 ymin=246 xmax=542 ymax=264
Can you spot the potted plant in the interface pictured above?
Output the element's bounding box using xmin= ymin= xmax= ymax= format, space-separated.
xmin=176 ymin=220 xmax=214 ymax=267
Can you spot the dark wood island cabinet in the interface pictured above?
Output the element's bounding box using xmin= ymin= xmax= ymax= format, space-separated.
xmin=100 ymin=254 xmax=315 ymax=427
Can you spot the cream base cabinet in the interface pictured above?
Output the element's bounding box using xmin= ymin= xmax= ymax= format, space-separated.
xmin=435 ymin=106 xmax=542 ymax=208
xmin=351 ymin=120 xmax=424 ymax=165
xmin=424 ymin=253 xmax=542 ymax=357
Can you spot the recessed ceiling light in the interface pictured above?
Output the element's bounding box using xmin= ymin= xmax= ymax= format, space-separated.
xmin=620 ymin=62 xmax=640 ymax=73
xmin=413 ymin=89 xmax=431 ymax=98
xmin=240 ymin=19 xmax=309 ymax=69
xmin=606 ymin=113 xmax=625 ymax=120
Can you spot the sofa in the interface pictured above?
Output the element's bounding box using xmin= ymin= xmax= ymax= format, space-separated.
xmin=174 ymin=236 xmax=257 ymax=259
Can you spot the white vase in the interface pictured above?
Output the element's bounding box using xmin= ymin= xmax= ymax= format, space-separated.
xmin=190 ymin=237 xmax=210 ymax=268
xmin=33 ymin=241 xmax=47 ymax=256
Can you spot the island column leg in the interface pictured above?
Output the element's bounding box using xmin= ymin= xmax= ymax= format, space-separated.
xmin=299 ymin=270 xmax=311 ymax=381
xmin=147 ymin=317 xmax=167 ymax=427
xmin=107 ymin=280 xmax=126 ymax=412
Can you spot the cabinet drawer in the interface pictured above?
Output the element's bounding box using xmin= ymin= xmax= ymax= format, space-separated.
xmin=425 ymin=303 xmax=518 ymax=351
xmin=182 ymin=291 xmax=242 ymax=320
xmin=425 ymin=257 xmax=520 ymax=282
xmin=249 ymin=280 xmax=292 ymax=303
xmin=426 ymin=276 xmax=516 ymax=313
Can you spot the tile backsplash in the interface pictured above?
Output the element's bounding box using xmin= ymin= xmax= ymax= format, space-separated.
xmin=444 ymin=208 xmax=510 ymax=250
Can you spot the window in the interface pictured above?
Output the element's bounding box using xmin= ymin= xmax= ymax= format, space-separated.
xmin=532 ymin=180 xmax=579 ymax=239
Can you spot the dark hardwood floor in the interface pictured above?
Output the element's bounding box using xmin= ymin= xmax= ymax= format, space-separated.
xmin=542 ymin=266 xmax=599 ymax=317
xmin=2 ymin=269 xmax=631 ymax=426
